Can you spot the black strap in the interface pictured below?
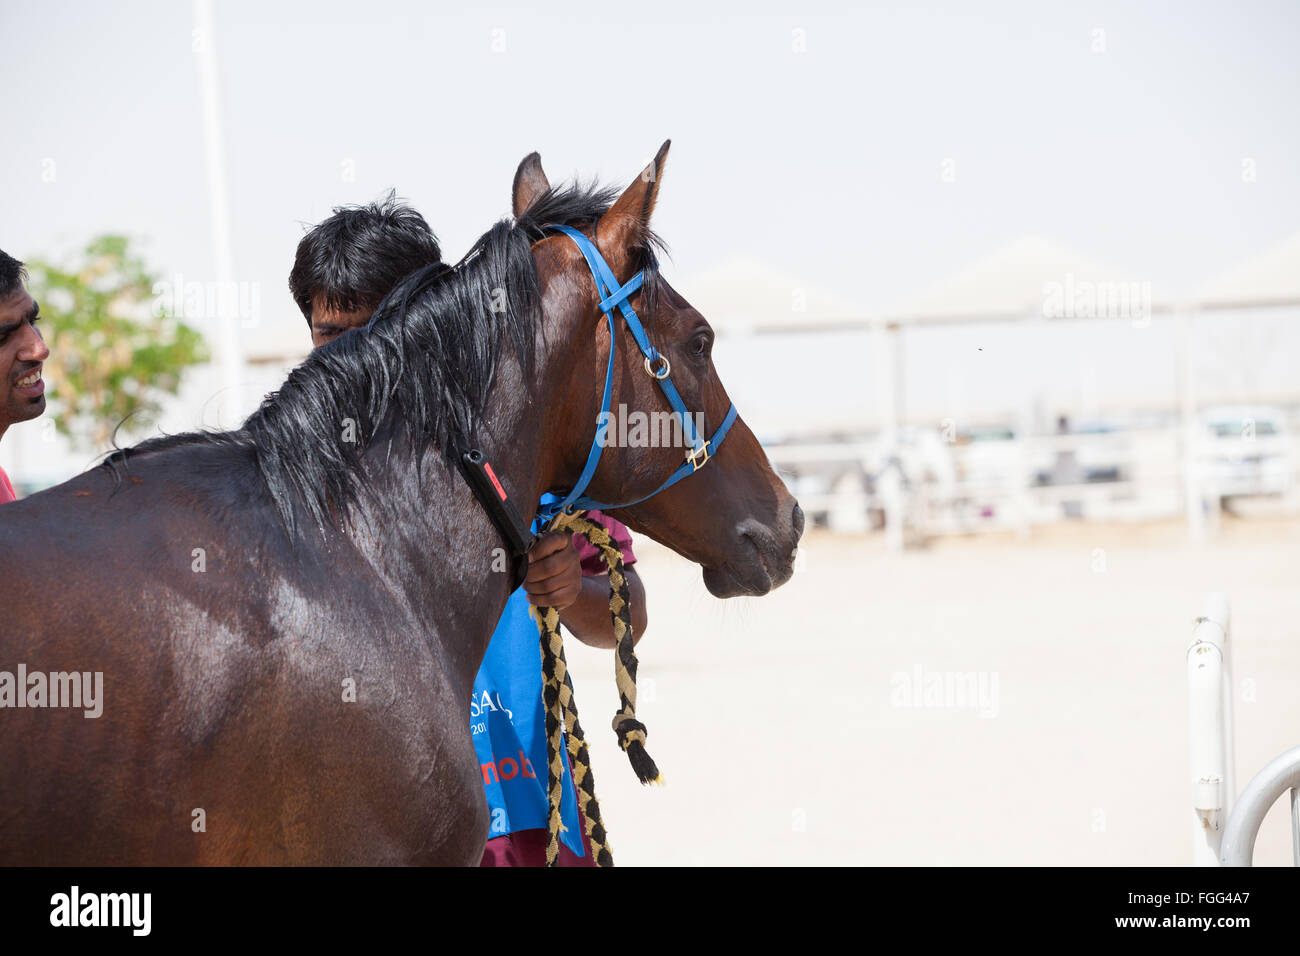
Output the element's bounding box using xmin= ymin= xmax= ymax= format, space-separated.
xmin=456 ymin=447 xmax=536 ymax=589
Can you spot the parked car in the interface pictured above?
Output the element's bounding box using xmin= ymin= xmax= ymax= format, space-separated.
xmin=1031 ymin=419 xmax=1129 ymax=486
xmin=1196 ymin=405 xmax=1292 ymax=498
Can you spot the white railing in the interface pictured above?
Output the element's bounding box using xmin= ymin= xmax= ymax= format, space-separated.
xmin=1185 ymin=592 xmax=1300 ymax=866
xmin=1219 ymin=747 xmax=1300 ymax=866
xmin=1186 ymin=593 xmax=1234 ymax=866
xmin=766 ymin=425 xmax=1299 ymax=544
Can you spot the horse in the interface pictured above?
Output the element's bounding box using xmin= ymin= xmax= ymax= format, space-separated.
xmin=0 ymin=142 xmax=803 ymax=864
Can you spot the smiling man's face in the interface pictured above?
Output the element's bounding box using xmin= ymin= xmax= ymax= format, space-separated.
xmin=0 ymin=286 xmax=50 ymax=438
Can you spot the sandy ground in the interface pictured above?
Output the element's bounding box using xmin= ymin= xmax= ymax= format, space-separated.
xmin=564 ymin=516 xmax=1300 ymax=865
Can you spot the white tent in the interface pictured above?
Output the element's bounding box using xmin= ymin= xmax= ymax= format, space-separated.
xmin=1196 ymin=229 xmax=1300 ymax=310
xmin=887 ymin=234 xmax=1167 ymax=325
xmin=677 ymin=255 xmax=872 ymax=336
xmin=1172 ymin=229 xmax=1300 ymax=540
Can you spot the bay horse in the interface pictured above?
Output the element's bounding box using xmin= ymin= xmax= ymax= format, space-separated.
xmin=0 ymin=142 xmax=803 ymax=865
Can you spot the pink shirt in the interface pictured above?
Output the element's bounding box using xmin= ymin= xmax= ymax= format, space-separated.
xmin=0 ymin=466 xmax=16 ymax=504
xmin=571 ymin=510 xmax=636 ymax=575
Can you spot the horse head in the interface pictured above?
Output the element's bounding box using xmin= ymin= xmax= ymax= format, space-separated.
xmin=516 ymin=142 xmax=803 ymax=597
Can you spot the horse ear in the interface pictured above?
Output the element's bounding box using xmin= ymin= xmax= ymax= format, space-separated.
xmin=598 ymin=140 xmax=671 ymax=249
xmin=512 ymin=152 xmax=551 ymax=218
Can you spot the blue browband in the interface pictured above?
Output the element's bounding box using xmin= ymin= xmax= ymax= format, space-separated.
xmin=534 ymin=224 xmax=739 ymax=525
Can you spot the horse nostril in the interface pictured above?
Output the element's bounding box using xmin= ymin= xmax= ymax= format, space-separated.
xmin=791 ymin=502 xmax=805 ymax=539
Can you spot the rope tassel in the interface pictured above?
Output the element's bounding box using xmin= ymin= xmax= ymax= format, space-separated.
xmin=531 ymin=511 xmax=660 ymax=867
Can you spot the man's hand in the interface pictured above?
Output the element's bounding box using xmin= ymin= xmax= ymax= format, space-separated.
xmin=522 ymin=530 xmax=583 ymax=610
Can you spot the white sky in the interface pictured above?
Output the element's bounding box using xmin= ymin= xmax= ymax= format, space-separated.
xmin=1 ymin=0 xmax=1298 ymax=464
xmin=5 ymin=0 xmax=1298 ymax=306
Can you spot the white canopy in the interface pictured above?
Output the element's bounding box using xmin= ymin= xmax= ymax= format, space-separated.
xmin=1196 ymin=229 xmax=1300 ymax=310
xmin=886 ymin=235 xmax=1161 ymax=325
xmin=676 ymin=255 xmax=871 ymax=335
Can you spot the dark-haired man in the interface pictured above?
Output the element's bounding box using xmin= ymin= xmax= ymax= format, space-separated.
xmin=0 ymin=249 xmax=49 ymax=503
xmin=289 ymin=195 xmax=649 ymax=866
xmin=289 ymin=191 xmax=445 ymax=349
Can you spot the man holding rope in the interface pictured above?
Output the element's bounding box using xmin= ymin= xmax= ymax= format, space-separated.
xmin=288 ymin=194 xmax=648 ymax=866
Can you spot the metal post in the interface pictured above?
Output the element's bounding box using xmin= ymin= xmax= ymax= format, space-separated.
xmin=193 ymin=0 xmax=244 ymax=421
xmin=1292 ymin=788 xmax=1299 ymax=866
xmin=1179 ymin=310 xmax=1206 ymax=543
xmin=1187 ymin=592 xmax=1233 ymax=865
xmin=876 ymin=321 xmax=904 ymax=553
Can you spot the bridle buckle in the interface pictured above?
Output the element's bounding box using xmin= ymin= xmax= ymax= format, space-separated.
xmin=685 ymin=440 xmax=712 ymax=472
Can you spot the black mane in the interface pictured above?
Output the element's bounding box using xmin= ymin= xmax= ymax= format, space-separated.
xmin=104 ymin=180 xmax=663 ymax=538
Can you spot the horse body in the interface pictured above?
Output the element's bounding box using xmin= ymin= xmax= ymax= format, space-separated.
xmin=0 ymin=438 xmax=521 ymax=864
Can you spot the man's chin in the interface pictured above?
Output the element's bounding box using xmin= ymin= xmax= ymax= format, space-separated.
xmin=10 ymin=395 xmax=46 ymax=420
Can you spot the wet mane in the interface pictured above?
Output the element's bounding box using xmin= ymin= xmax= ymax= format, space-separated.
xmin=104 ymin=181 xmax=662 ymax=538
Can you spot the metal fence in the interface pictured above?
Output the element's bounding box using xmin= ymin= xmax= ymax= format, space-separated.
xmin=1186 ymin=592 xmax=1300 ymax=866
xmin=769 ymin=424 xmax=1299 ymax=545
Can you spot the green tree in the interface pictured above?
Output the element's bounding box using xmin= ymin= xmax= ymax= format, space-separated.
xmin=25 ymin=235 xmax=208 ymax=451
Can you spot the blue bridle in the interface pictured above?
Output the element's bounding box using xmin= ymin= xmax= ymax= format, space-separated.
xmin=534 ymin=224 xmax=739 ymax=525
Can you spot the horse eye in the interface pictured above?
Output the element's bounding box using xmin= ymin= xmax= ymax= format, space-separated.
xmin=691 ymin=333 xmax=711 ymax=357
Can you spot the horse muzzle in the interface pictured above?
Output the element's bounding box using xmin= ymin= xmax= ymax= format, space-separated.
xmin=701 ymin=504 xmax=803 ymax=598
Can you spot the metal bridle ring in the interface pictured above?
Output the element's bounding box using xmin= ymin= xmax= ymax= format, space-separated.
xmin=644 ymin=354 xmax=671 ymax=379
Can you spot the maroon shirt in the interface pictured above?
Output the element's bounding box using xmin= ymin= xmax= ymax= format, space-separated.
xmin=571 ymin=509 xmax=636 ymax=575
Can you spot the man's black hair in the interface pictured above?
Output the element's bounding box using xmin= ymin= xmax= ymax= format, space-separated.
xmin=0 ymin=249 xmax=27 ymax=300
xmin=288 ymin=191 xmax=441 ymax=326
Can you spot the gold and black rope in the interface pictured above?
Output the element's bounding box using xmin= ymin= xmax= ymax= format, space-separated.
xmin=529 ymin=511 xmax=660 ymax=867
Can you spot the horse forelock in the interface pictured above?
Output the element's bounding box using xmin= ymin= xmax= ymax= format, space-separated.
xmin=515 ymin=179 xmax=666 ymax=320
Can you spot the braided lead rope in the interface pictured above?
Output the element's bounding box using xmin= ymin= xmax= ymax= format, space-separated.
xmin=532 ymin=600 xmax=616 ymax=866
xmin=531 ymin=511 xmax=660 ymax=867
xmin=550 ymin=512 xmax=661 ymax=782
xmin=532 ymin=603 xmax=569 ymax=866
xmin=530 ymin=601 xmax=617 ymax=867
xmin=555 ymin=640 xmax=614 ymax=866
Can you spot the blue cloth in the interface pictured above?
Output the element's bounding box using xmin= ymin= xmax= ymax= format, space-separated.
xmin=471 ymin=587 xmax=584 ymax=857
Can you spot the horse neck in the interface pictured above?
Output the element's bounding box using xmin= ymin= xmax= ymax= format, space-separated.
xmin=340 ymin=334 xmax=580 ymax=694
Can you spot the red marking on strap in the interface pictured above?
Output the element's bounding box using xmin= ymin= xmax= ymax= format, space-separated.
xmin=483 ymin=462 xmax=509 ymax=501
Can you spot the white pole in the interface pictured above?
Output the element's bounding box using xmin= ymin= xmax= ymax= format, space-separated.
xmin=193 ymin=0 xmax=243 ymax=422
xmin=1187 ymin=592 xmax=1233 ymax=865
xmin=1179 ymin=309 xmax=1206 ymax=543
xmin=876 ymin=321 xmax=905 ymax=553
